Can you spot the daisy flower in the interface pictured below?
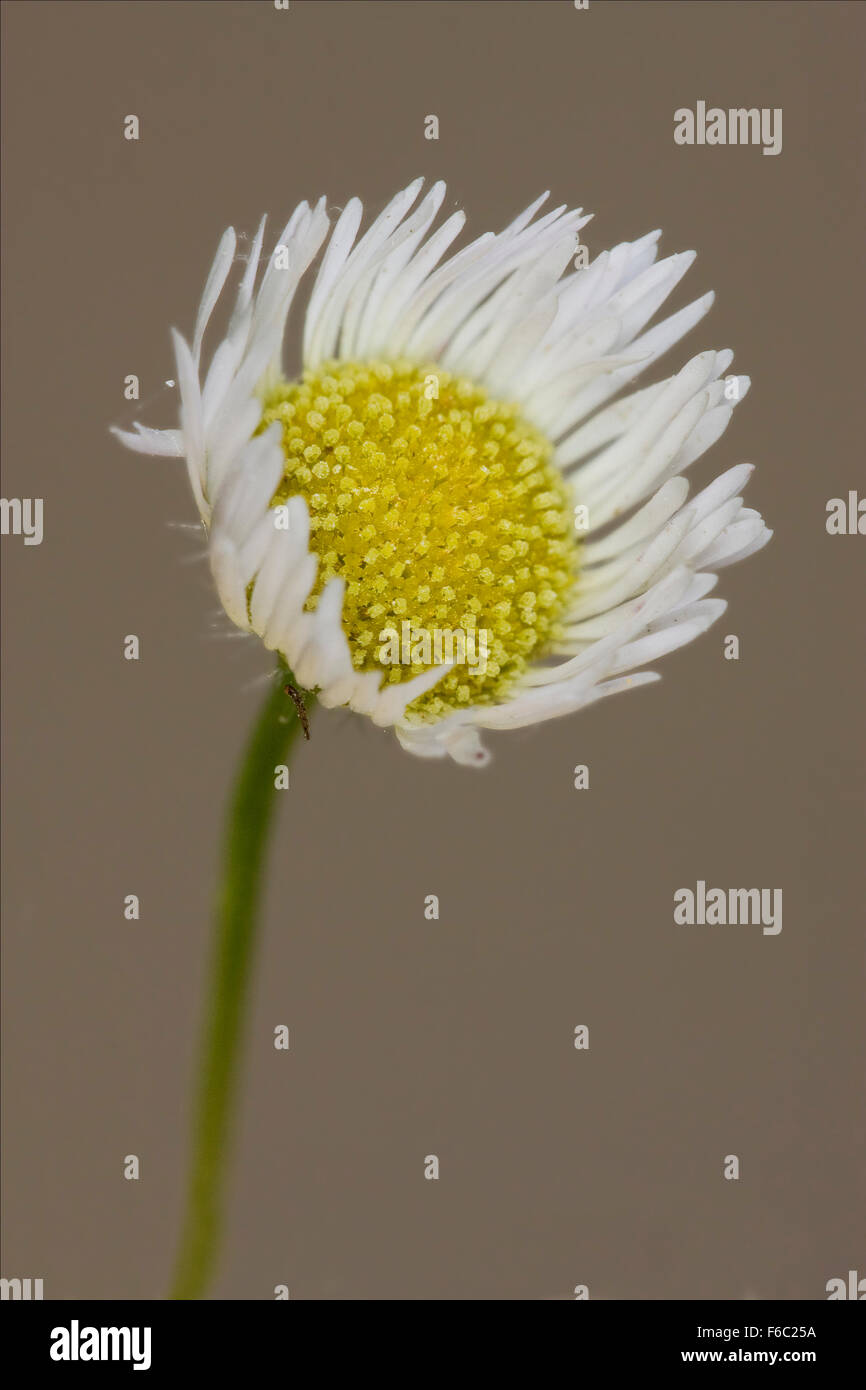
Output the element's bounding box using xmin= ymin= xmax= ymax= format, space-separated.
xmin=114 ymin=178 xmax=771 ymax=766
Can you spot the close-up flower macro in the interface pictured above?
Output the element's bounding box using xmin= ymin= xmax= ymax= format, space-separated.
xmin=110 ymin=180 xmax=773 ymax=1301
xmin=115 ymin=180 xmax=770 ymax=765
xmin=4 ymin=0 xmax=862 ymax=1345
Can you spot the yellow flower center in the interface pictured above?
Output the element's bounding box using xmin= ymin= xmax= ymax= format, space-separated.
xmin=258 ymin=359 xmax=580 ymax=721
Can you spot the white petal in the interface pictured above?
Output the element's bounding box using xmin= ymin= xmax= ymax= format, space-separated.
xmin=109 ymin=424 xmax=184 ymax=457
xmin=193 ymin=227 xmax=237 ymax=366
xmin=370 ymin=663 xmax=451 ymax=727
xmin=582 ymin=477 xmax=690 ymax=563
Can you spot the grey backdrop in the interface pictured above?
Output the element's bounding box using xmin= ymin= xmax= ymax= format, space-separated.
xmin=2 ymin=0 xmax=864 ymax=1299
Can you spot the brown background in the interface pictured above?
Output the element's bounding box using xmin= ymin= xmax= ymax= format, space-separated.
xmin=2 ymin=0 xmax=864 ymax=1300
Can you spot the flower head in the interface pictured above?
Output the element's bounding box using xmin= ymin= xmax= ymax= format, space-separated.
xmin=115 ymin=179 xmax=771 ymax=765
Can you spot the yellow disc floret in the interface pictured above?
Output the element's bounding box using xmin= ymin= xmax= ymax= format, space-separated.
xmin=258 ymin=359 xmax=580 ymax=722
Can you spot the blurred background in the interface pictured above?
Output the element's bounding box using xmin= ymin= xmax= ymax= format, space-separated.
xmin=2 ymin=0 xmax=864 ymax=1299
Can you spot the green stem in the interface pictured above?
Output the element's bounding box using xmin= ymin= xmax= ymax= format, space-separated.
xmin=170 ymin=666 xmax=312 ymax=1300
